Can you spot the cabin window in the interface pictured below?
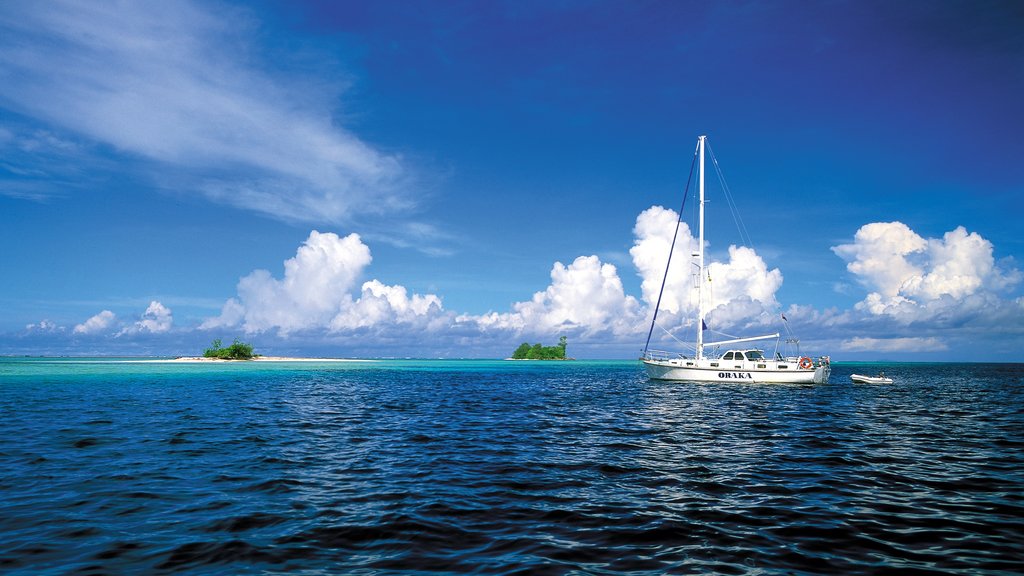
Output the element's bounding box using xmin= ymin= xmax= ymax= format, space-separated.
xmin=779 ymin=365 xmax=788 ymax=369
xmin=757 ymin=364 xmax=766 ymax=369
xmin=723 ymin=352 xmax=735 ymax=360
xmin=745 ymin=350 xmax=765 ymax=360
xmin=710 ymin=362 xmax=719 ymax=367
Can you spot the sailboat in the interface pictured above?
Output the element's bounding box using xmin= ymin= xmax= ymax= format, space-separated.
xmin=640 ymin=135 xmax=831 ymax=384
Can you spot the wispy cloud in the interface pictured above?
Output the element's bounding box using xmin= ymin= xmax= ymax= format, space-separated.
xmin=841 ymin=336 xmax=948 ymax=353
xmin=362 ymin=221 xmax=460 ymax=257
xmin=25 ymin=320 xmax=64 ymax=334
xmin=0 ymin=122 xmax=97 ymax=200
xmin=0 ymin=0 xmax=408 ymax=222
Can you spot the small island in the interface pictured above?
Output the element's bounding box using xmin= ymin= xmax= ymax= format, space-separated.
xmin=203 ymin=338 xmax=257 ymax=360
xmin=509 ymin=336 xmax=571 ymax=360
xmin=167 ymin=339 xmax=363 ymax=363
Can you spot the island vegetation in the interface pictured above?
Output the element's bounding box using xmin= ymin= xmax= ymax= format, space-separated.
xmin=203 ymin=338 xmax=257 ymax=360
xmin=511 ymin=336 xmax=569 ymax=360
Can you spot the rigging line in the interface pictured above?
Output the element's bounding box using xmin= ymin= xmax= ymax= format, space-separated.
xmin=706 ymin=141 xmax=801 ymax=353
xmin=781 ymin=313 xmax=797 ymax=340
xmin=707 ymin=141 xmax=799 ymax=350
xmin=708 ymin=143 xmax=749 ymax=249
xmin=704 ymin=267 xmax=713 ymax=329
xmin=644 ymin=141 xmax=699 ymax=355
xmin=709 ymin=328 xmax=742 ymax=340
xmin=707 ymin=142 xmax=755 ymax=251
xmin=706 ymin=141 xmax=749 ymax=248
xmin=657 ymin=321 xmax=694 ymax=349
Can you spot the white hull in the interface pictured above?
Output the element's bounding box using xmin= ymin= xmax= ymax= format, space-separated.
xmin=642 ymin=357 xmax=830 ymax=384
xmin=850 ymin=374 xmax=892 ymax=384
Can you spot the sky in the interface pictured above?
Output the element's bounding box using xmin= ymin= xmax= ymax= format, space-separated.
xmin=1 ymin=0 xmax=1022 ymax=360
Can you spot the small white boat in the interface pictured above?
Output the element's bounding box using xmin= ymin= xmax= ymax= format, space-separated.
xmin=850 ymin=373 xmax=893 ymax=384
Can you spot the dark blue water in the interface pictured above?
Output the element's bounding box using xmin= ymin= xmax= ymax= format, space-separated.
xmin=1 ymin=358 xmax=1022 ymax=574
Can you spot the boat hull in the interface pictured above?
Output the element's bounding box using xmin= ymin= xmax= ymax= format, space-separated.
xmin=642 ymin=358 xmax=830 ymax=384
xmin=850 ymin=374 xmax=892 ymax=384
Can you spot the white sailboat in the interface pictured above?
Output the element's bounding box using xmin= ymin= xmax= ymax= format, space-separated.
xmin=641 ymin=135 xmax=831 ymax=384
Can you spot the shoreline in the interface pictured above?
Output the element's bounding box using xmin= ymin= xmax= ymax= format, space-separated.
xmin=503 ymin=354 xmax=577 ymax=358
xmin=164 ymin=356 xmax=365 ymax=363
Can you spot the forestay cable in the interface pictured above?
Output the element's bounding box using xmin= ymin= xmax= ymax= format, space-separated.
xmin=643 ymin=141 xmax=699 ymax=356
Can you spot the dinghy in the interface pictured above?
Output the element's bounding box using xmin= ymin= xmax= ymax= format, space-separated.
xmin=850 ymin=373 xmax=893 ymax=384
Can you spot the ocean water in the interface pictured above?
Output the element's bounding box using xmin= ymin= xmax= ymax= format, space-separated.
xmin=1 ymin=358 xmax=1022 ymax=575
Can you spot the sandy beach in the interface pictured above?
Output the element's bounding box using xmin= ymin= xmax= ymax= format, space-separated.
xmin=164 ymin=356 xmax=365 ymax=363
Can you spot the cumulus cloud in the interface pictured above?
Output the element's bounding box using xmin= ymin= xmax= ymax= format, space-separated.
xmin=832 ymin=222 xmax=1021 ymax=320
xmin=630 ymin=206 xmax=698 ymax=315
xmin=53 ymin=215 xmax=1014 ymax=358
xmin=119 ymin=301 xmax=173 ymax=335
xmin=8 ymin=212 xmax=1022 ymax=359
xmin=74 ymin=310 xmax=116 ymax=335
xmin=629 ymin=205 xmax=783 ymax=331
xmin=203 ymin=230 xmax=446 ymax=334
xmin=332 ymin=280 xmax=444 ymax=331
xmin=0 ymin=0 xmax=406 ymax=222
xmin=470 ymin=255 xmax=642 ymax=337
xmin=467 ymin=206 xmax=783 ymax=342
xmin=25 ymin=319 xmax=63 ymax=333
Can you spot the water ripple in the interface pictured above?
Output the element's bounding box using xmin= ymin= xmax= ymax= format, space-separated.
xmin=0 ymin=359 xmax=1022 ymax=574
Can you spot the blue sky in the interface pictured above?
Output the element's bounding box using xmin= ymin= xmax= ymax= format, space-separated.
xmin=1 ymin=0 xmax=1022 ymax=360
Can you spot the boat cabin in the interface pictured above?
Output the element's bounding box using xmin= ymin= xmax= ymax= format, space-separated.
xmin=719 ymin=349 xmax=765 ymax=361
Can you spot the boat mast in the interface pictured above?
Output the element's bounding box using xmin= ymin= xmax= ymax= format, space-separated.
xmin=696 ymin=135 xmax=706 ymax=360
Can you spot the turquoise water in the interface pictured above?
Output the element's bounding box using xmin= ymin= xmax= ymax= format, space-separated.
xmin=1 ymin=358 xmax=1022 ymax=574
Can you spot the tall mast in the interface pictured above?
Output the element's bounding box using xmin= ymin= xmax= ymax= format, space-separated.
xmin=696 ymin=135 xmax=706 ymax=360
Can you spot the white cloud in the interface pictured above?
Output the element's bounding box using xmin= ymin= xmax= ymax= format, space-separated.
xmin=703 ymin=245 xmax=783 ymax=326
xmin=203 ymin=230 xmax=447 ymax=334
xmin=467 ymin=206 xmax=784 ymax=341
xmin=832 ymin=222 xmax=1021 ymax=320
xmin=38 ymin=215 xmax=1021 ymax=358
xmin=470 ymin=255 xmax=642 ymax=337
xmin=119 ymin=301 xmax=173 ymax=335
xmin=629 ymin=205 xmax=783 ymax=331
xmin=630 ymin=206 xmax=698 ymax=315
xmin=332 ymin=280 xmax=445 ymax=330
xmin=832 ymin=221 xmax=926 ymax=303
xmin=841 ymin=336 xmax=948 ymax=353
xmin=25 ymin=319 xmax=63 ymax=333
xmin=74 ymin=310 xmax=116 ymax=335
xmin=0 ymin=0 xmax=407 ymax=223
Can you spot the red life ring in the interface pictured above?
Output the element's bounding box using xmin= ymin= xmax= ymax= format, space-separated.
xmin=799 ymin=357 xmax=813 ymax=369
